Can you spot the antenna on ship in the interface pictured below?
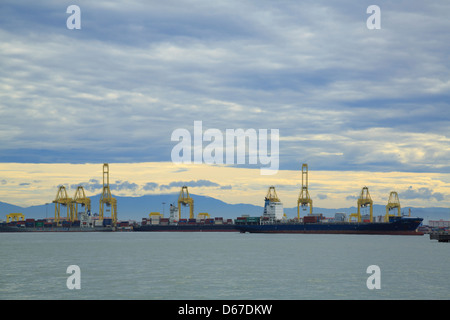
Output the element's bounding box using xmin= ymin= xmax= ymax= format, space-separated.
xmin=297 ymin=163 xmax=313 ymax=219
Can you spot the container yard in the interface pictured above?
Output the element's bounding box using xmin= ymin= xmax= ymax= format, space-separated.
xmin=133 ymin=188 xmax=237 ymax=232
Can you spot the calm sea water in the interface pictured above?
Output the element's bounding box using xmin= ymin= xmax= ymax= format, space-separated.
xmin=1 ymin=232 xmax=449 ymax=300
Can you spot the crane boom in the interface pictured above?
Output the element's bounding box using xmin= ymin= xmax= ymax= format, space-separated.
xmin=297 ymin=163 xmax=313 ymax=218
xmin=99 ymin=163 xmax=117 ymax=225
xmin=178 ymin=186 xmax=194 ymax=220
xmin=53 ymin=185 xmax=74 ymax=224
xmin=73 ymin=186 xmax=91 ymax=221
xmin=385 ymin=191 xmax=401 ymax=222
xmin=350 ymin=186 xmax=373 ymax=222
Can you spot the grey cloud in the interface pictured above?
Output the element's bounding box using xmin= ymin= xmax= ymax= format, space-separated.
xmin=143 ymin=182 xmax=159 ymax=191
xmin=0 ymin=1 xmax=448 ymax=173
xmin=110 ymin=180 xmax=139 ymax=191
xmin=160 ymin=179 xmax=220 ymax=190
xmin=70 ymin=179 xmax=102 ymax=192
xmin=68 ymin=179 xmax=230 ymax=193
xmin=72 ymin=179 xmax=139 ymax=192
xmin=399 ymin=186 xmax=445 ymax=202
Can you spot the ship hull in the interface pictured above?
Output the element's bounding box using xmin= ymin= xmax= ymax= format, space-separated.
xmin=235 ymin=217 xmax=424 ymax=235
xmin=133 ymin=224 xmax=237 ymax=232
xmin=0 ymin=226 xmax=113 ymax=232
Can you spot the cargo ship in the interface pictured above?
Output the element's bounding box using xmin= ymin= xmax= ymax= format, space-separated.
xmin=133 ymin=200 xmax=238 ymax=232
xmin=0 ymin=218 xmax=114 ymax=232
xmin=133 ymin=215 xmax=237 ymax=232
xmin=234 ymin=216 xmax=424 ymax=235
xmin=234 ymin=185 xmax=424 ymax=235
xmin=133 ymin=223 xmax=236 ymax=232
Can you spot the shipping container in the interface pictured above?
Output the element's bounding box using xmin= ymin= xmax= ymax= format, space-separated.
xmin=94 ymin=220 xmax=104 ymax=227
xmin=303 ymin=216 xmax=318 ymax=223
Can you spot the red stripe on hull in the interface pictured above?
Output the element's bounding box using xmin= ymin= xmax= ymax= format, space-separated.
xmin=244 ymin=230 xmax=424 ymax=235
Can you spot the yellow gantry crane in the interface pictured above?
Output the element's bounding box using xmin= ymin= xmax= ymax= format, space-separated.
xmin=297 ymin=163 xmax=313 ymax=218
xmin=385 ymin=191 xmax=401 ymax=222
xmin=349 ymin=186 xmax=373 ymax=222
xmin=73 ymin=186 xmax=91 ymax=221
xmin=178 ymin=186 xmax=194 ymax=220
xmin=266 ymin=186 xmax=280 ymax=202
xmin=6 ymin=213 xmax=25 ymax=223
xmin=53 ymin=185 xmax=74 ymax=224
xmin=99 ymin=163 xmax=117 ymax=225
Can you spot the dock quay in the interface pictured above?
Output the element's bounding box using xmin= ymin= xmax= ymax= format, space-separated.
xmin=430 ymin=232 xmax=450 ymax=242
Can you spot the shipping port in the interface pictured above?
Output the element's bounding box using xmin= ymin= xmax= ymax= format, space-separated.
xmin=0 ymin=163 xmax=428 ymax=235
xmin=0 ymin=163 xmax=119 ymax=232
xmin=234 ymin=165 xmax=424 ymax=235
xmin=133 ymin=186 xmax=237 ymax=232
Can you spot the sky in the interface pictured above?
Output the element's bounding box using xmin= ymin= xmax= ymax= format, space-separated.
xmin=0 ymin=1 xmax=449 ymax=210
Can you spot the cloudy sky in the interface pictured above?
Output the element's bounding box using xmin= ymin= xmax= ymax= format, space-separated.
xmin=0 ymin=1 xmax=449 ymax=211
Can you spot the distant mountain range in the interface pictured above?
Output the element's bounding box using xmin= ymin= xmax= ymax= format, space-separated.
xmin=1 ymin=194 xmax=448 ymax=224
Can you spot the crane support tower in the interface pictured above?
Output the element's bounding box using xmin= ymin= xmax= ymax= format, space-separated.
xmin=99 ymin=163 xmax=117 ymax=225
xmin=350 ymin=187 xmax=373 ymax=222
xmin=297 ymin=163 xmax=313 ymax=218
xmin=178 ymin=186 xmax=194 ymax=220
xmin=53 ymin=186 xmax=74 ymax=224
xmin=6 ymin=213 xmax=25 ymax=223
xmin=266 ymin=186 xmax=280 ymax=202
xmin=385 ymin=191 xmax=401 ymax=222
xmin=73 ymin=186 xmax=91 ymax=221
